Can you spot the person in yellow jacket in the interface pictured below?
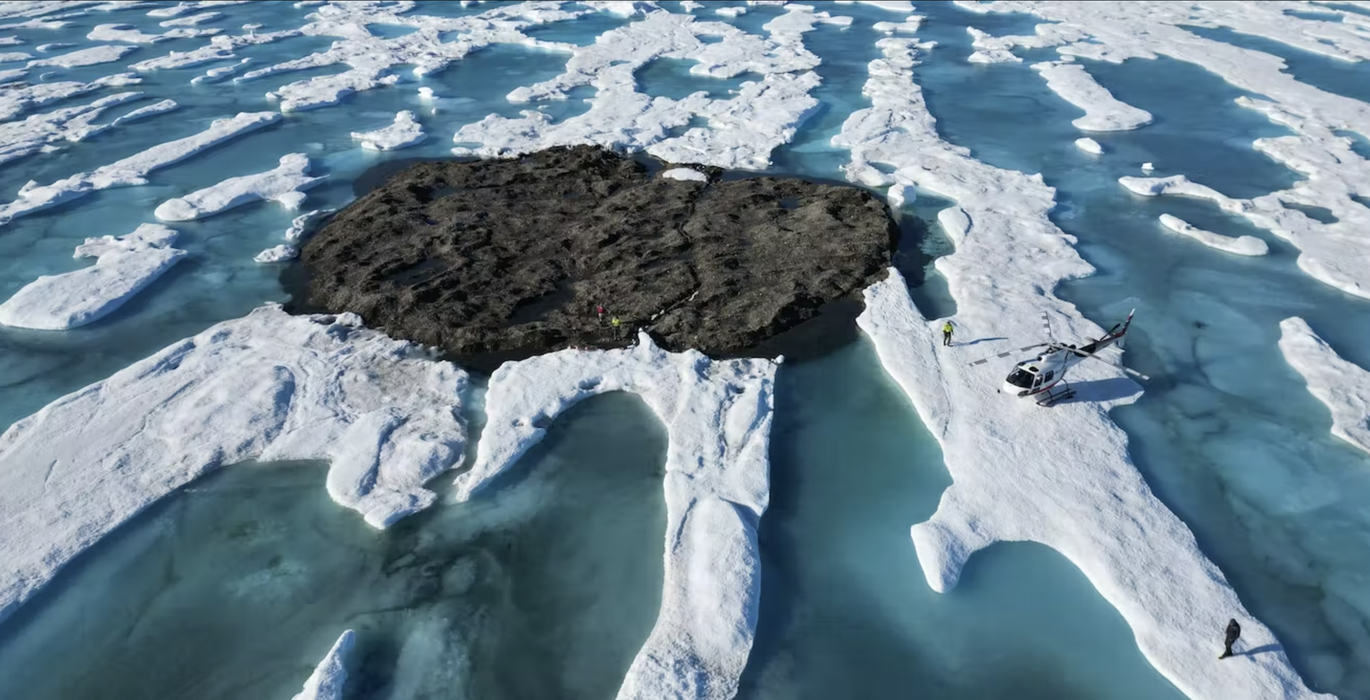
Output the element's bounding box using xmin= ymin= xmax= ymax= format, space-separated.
xmin=611 ymin=316 xmax=623 ymax=340
xmin=942 ymin=320 xmax=954 ymax=347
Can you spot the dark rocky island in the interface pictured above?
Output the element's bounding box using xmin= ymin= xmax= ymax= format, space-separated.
xmin=298 ymin=146 xmax=896 ymax=367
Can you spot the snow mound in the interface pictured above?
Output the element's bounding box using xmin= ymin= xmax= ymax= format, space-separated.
xmin=154 ymin=153 xmax=324 ymax=221
xmin=1279 ymin=318 xmax=1370 ymax=456
xmin=350 ymin=110 xmax=425 ymax=151
xmin=661 ymin=167 xmax=707 ymax=182
xmin=291 ymin=631 xmax=354 ymax=700
xmin=838 ymin=34 xmax=1328 ymax=700
xmin=1074 ymin=136 xmax=1103 ymax=154
xmin=0 ymin=223 xmax=185 ymax=330
xmin=0 ymin=111 xmax=281 ymax=226
xmin=455 ymin=333 xmax=776 ymax=700
xmin=0 ymin=305 xmax=469 ymax=626
xmin=1158 ymin=213 xmax=1268 ymax=256
xmin=255 ymin=244 xmax=297 ymax=263
xmin=1032 ymin=61 xmax=1152 ymax=131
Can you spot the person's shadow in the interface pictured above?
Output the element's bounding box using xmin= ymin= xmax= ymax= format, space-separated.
xmin=1238 ymin=643 xmax=1282 ymax=658
xmin=955 ymin=336 xmax=1008 ymax=348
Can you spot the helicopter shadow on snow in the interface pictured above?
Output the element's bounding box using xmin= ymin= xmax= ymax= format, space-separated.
xmin=1054 ymin=377 xmax=1142 ymax=405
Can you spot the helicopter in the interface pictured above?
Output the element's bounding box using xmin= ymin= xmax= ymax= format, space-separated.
xmin=968 ymin=309 xmax=1149 ymax=407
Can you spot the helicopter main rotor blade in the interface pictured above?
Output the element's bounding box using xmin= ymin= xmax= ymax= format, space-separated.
xmin=1072 ymin=347 xmax=1150 ymax=381
xmin=967 ymin=343 xmax=1049 ymax=366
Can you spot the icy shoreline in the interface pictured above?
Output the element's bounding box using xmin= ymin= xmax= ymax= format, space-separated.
xmin=454 ymin=334 xmax=777 ymax=700
xmin=1279 ymin=317 xmax=1370 ymax=457
xmin=839 ymin=34 xmax=1327 ymax=700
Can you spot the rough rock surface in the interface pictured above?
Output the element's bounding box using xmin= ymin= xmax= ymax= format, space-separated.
xmin=300 ymin=146 xmax=895 ymax=363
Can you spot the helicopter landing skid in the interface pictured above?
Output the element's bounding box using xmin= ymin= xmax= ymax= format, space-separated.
xmin=1036 ymin=381 xmax=1076 ymax=407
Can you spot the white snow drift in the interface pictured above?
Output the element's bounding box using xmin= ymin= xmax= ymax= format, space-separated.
xmin=455 ymin=335 xmax=777 ymax=700
xmin=837 ymin=34 xmax=1327 ymax=700
xmin=0 ymin=223 xmax=186 ymax=330
xmin=350 ymin=110 xmax=425 ymax=151
xmin=1158 ymin=213 xmax=1268 ymax=257
xmin=1279 ymin=317 xmax=1370 ymax=457
xmin=0 ymin=305 xmax=469 ymax=627
xmin=291 ymin=631 xmax=355 ymax=700
xmin=155 ymin=153 xmax=324 ymax=221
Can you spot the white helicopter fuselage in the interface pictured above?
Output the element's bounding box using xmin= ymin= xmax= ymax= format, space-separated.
xmin=1001 ymin=324 xmax=1127 ymax=398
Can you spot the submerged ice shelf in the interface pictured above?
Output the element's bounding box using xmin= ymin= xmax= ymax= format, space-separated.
xmin=455 ymin=333 xmax=777 ymax=700
xmin=0 ymin=306 xmax=468 ymax=627
xmin=0 ymin=223 xmax=186 ymax=330
xmin=1279 ymin=317 xmax=1370 ymax=457
xmin=837 ymin=33 xmax=1326 ymax=700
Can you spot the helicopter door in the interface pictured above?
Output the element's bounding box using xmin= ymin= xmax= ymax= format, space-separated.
xmin=1037 ymin=370 xmax=1055 ymax=388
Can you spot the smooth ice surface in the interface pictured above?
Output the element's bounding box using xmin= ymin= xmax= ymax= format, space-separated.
xmin=0 ymin=223 xmax=185 ymax=330
xmin=0 ymin=305 xmax=468 ymax=626
xmin=1279 ymin=317 xmax=1370 ymax=456
xmin=350 ymin=109 xmax=425 ymax=150
xmin=291 ymin=630 xmax=353 ymax=700
xmin=456 ymin=333 xmax=777 ymax=700
xmin=1159 ymin=213 xmax=1269 ymax=257
xmin=154 ymin=152 xmax=323 ymax=221
xmin=0 ymin=111 xmax=281 ymax=225
xmin=1032 ymin=60 xmax=1153 ymax=131
xmin=838 ymin=31 xmax=1326 ymax=700
xmin=661 ymin=166 xmax=707 ymax=181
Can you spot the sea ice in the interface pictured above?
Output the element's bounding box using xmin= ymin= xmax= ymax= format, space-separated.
xmin=129 ymin=29 xmax=299 ymax=71
xmin=87 ymin=22 xmax=220 ymax=43
xmin=291 ymin=631 xmax=355 ymax=700
xmin=159 ymin=10 xmax=220 ymax=27
xmin=0 ymin=305 xmax=469 ymax=626
xmin=1279 ymin=317 xmax=1370 ymax=456
xmin=0 ymin=73 xmax=142 ymax=121
xmin=0 ymin=223 xmax=185 ymax=330
xmin=1075 ymin=136 xmax=1103 ymax=154
xmin=0 ymin=36 xmax=22 ymax=46
xmin=1032 ymin=60 xmax=1152 ymax=131
xmin=191 ymin=56 xmax=251 ymax=83
xmin=455 ymin=334 xmax=776 ymax=700
xmin=110 ymin=97 xmax=177 ymax=124
xmin=284 ymin=208 xmax=334 ymax=243
xmin=155 ymin=153 xmax=323 ymax=221
xmin=0 ymin=111 xmax=281 ymax=226
xmin=0 ymin=91 xmax=145 ymax=166
xmin=1141 ymin=161 xmax=1154 ymax=172
xmin=350 ymin=110 xmax=425 ymax=150
xmin=26 ymin=44 xmax=138 ymax=69
xmin=0 ymin=51 xmax=31 ymax=62
xmin=661 ymin=167 xmax=707 ymax=181
xmin=716 ymin=6 xmax=746 ymax=17
xmin=254 ymin=244 xmax=297 ymax=263
xmin=874 ymin=16 xmax=923 ymax=34
xmin=1158 ymin=213 xmax=1268 ymax=257
xmin=838 ymin=34 xmax=1328 ymax=700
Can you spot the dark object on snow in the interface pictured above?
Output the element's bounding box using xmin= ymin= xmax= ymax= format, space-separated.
xmin=299 ymin=145 xmax=896 ymax=368
xmin=1219 ymin=618 xmax=1241 ymax=659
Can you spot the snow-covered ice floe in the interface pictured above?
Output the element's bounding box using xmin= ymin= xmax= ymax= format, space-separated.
xmin=660 ymin=167 xmax=707 ymax=182
xmin=1032 ymin=60 xmax=1152 ymax=132
xmin=0 ymin=111 xmax=281 ymax=226
xmin=26 ymin=44 xmax=138 ymax=69
xmin=0 ymin=72 xmax=142 ymax=121
xmin=291 ymin=630 xmax=355 ymax=700
xmin=0 ymin=223 xmax=185 ymax=330
xmin=1158 ymin=213 xmax=1268 ymax=257
xmin=954 ymin=1 xmax=1370 ymax=299
xmin=838 ymin=34 xmax=1328 ymax=700
xmin=254 ymin=244 xmax=297 ymax=263
xmin=454 ymin=334 xmax=776 ymax=700
xmin=1074 ymin=136 xmax=1102 ymax=154
xmin=155 ymin=152 xmax=323 ymax=221
xmin=1279 ymin=318 xmax=1370 ymax=457
xmin=350 ymin=110 xmax=425 ymax=151
xmin=284 ymin=208 xmax=334 ymax=243
xmin=0 ymin=305 xmax=469 ymax=626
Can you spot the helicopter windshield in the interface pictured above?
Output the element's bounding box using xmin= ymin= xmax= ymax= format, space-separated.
xmin=1006 ymin=367 xmax=1036 ymax=389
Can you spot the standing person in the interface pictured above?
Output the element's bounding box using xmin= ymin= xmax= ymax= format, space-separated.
xmin=596 ymin=304 xmax=606 ymax=325
xmin=942 ymin=320 xmax=955 ymax=347
xmin=611 ymin=316 xmax=622 ymax=340
xmin=1219 ymin=619 xmax=1241 ymax=659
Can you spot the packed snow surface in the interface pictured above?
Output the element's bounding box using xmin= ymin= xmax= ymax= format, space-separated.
xmin=661 ymin=167 xmax=707 ymax=182
xmin=350 ymin=110 xmax=425 ymax=151
xmin=154 ymin=152 xmax=323 ymax=221
xmin=1074 ymin=136 xmax=1102 ymax=154
xmin=1158 ymin=213 xmax=1268 ymax=257
xmin=291 ymin=631 xmax=354 ymax=700
xmin=0 ymin=223 xmax=186 ymax=330
xmin=1032 ymin=60 xmax=1152 ymax=131
xmin=0 ymin=111 xmax=281 ymax=226
xmin=1279 ymin=317 xmax=1370 ymax=456
xmin=0 ymin=305 xmax=469 ymax=626
xmin=454 ymin=334 xmax=776 ymax=700
xmin=839 ymin=34 xmax=1327 ymax=700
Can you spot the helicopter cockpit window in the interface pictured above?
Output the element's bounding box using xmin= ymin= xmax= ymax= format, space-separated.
xmin=1006 ymin=368 xmax=1035 ymax=388
xmin=1040 ymin=370 xmax=1055 ymax=384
